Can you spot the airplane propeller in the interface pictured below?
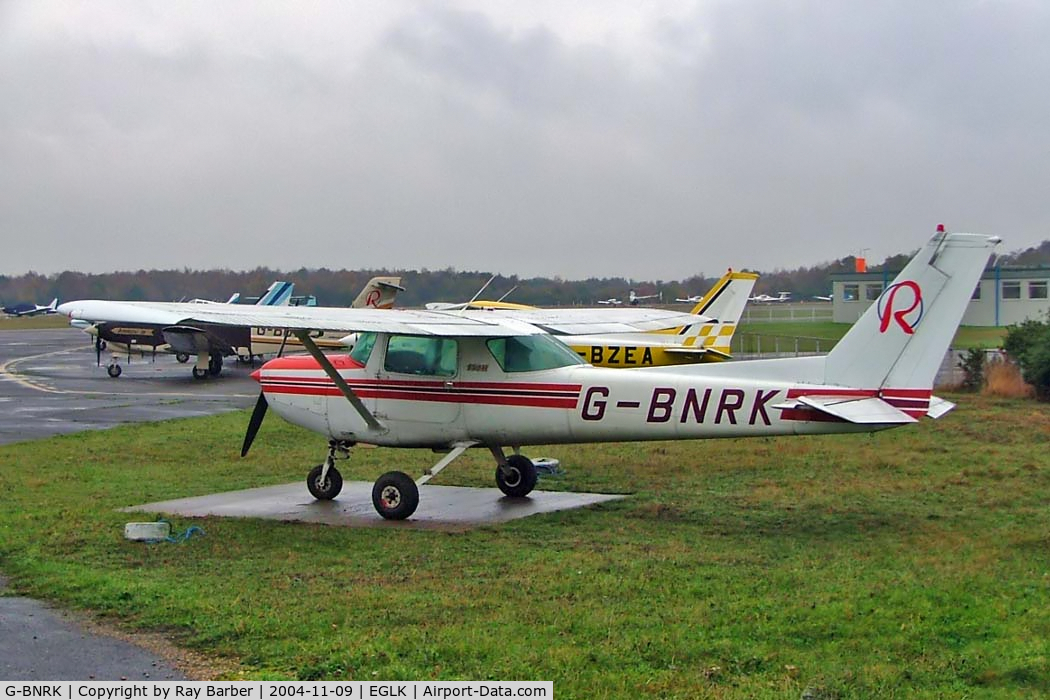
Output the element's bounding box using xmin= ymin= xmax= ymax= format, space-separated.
xmin=241 ymin=392 xmax=269 ymax=457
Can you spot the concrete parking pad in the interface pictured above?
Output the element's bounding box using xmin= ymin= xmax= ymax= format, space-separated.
xmin=124 ymin=481 xmax=626 ymax=530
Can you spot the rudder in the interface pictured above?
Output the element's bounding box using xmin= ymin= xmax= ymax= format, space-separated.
xmin=823 ymin=228 xmax=998 ymax=390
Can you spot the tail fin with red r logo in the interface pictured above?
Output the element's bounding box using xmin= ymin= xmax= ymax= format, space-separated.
xmin=351 ymin=277 xmax=405 ymax=309
xmin=823 ymin=228 xmax=999 ymax=391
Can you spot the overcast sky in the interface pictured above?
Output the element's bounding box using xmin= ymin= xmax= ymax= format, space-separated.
xmin=2 ymin=1 xmax=1048 ymax=281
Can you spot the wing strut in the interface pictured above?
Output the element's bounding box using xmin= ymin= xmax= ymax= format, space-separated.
xmin=292 ymin=330 xmax=386 ymax=433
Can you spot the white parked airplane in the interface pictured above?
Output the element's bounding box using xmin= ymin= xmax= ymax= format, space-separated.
xmin=79 ymin=280 xmax=296 ymax=378
xmin=595 ymin=290 xmax=660 ymax=306
xmin=749 ymin=291 xmax=792 ymax=303
xmin=59 ymin=229 xmax=996 ymax=521
xmin=628 ymin=290 xmax=660 ymax=305
xmin=72 ymin=277 xmax=403 ymax=379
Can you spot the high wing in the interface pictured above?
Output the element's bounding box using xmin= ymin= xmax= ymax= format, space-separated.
xmin=59 ymin=300 xmax=703 ymax=338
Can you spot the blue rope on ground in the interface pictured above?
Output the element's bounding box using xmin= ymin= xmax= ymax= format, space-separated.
xmin=148 ymin=518 xmax=205 ymax=544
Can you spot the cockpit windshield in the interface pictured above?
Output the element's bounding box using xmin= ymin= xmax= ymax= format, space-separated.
xmin=486 ymin=334 xmax=587 ymax=373
xmin=349 ymin=332 xmax=378 ymax=365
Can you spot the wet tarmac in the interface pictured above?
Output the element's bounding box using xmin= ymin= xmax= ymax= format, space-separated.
xmin=0 ymin=328 xmax=257 ymax=446
xmin=0 ymin=576 xmax=188 ymax=681
xmin=126 ymin=481 xmax=624 ymax=530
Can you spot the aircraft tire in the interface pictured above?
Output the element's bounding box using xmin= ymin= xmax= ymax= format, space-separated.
xmin=371 ymin=471 xmax=419 ymax=520
xmin=107 ymin=364 xmax=122 ymax=378
xmin=208 ymin=354 xmax=223 ymax=376
xmin=175 ymin=353 xmax=190 ymax=364
xmin=192 ymin=367 xmax=209 ymax=380
xmin=496 ymin=454 xmax=537 ymax=498
xmin=307 ymin=464 xmax=344 ymax=500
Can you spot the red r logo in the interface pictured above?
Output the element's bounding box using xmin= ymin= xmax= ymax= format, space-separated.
xmin=877 ymin=281 xmax=924 ymax=334
xmin=365 ymin=289 xmax=381 ymax=308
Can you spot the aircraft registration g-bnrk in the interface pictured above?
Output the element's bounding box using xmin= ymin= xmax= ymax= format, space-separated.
xmin=59 ymin=229 xmax=997 ymax=521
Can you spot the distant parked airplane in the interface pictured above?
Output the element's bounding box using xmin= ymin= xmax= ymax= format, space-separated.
xmin=749 ymin=291 xmax=792 ymax=303
xmin=628 ymin=290 xmax=661 ymax=305
xmin=2 ymin=298 xmax=58 ymax=317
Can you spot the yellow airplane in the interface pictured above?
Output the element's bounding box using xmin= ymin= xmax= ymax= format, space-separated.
xmin=421 ymin=270 xmax=757 ymax=368
xmin=564 ymin=269 xmax=757 ymax=367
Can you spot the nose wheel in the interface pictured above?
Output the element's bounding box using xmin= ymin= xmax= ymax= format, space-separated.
xmin=307 ymin=463 xmax=344 ymax=500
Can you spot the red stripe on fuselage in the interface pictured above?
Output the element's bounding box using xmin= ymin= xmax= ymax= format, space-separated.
xmin=258 ymin=374 xmax=582 ymax=409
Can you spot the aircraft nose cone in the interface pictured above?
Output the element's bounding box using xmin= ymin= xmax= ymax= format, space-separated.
xmin=250 ymin=369 xmax=262 ymax=383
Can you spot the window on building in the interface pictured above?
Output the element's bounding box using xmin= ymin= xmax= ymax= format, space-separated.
xmin=843 ymin=283 xmax=859 ymax=301
xmin=865 ymin=284 xmax=883 ymax=301
xmin=1029 ymin=281 xmax=1048 ymax=300
xmin=1002 ymin=281 xmax=1021 ymax=300
xmin=971 ymin=284 xmax=981 ymax=300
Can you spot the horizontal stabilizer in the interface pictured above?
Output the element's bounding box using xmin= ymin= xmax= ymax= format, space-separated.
xmin=773 ymin=395 xmax=917 ymax=424
xmin=926 ymin=395 xmax=956 ymax=419
xmin=663 ymin=346 xmax=733 ymax=361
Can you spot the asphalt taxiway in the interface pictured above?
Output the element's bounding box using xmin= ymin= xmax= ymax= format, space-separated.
xmin=1 ymin=328 xmax=232 ymax=679
xmin=0 ymin=328 xmax=257 ymax=446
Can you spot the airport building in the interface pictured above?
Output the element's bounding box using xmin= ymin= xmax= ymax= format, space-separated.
xmin=830 ymin=266 xmax=1050 ymax=326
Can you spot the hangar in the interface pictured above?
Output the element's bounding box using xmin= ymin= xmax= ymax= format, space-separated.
xmin=831 ymin=266 xmax=1050 ymax=326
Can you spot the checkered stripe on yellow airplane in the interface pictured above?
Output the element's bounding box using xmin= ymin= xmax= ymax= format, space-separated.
xmin=682 ymin=323 xmax=735 ymax=352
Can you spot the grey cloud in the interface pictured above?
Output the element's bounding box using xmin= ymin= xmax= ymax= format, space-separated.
xmin=1 ymin=1 xmax=1047 ymax=280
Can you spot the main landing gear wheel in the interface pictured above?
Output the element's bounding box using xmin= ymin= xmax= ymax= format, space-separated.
xmin=175 ymin=353 xmax=190 ymax=364
xmin=106 ymin=364 xmax=122 ymax=378
xmin=372 ymin=471 xmax=419 ymax=520
xmin=208 ymin=354 xmax=223 ymax=377
xmin=192 ymin=366 xmax=209 ymax=380
xmin=307 ymin=464 xmax=343 ymax=500
xmin=496 ymin=454 xmax=538 ymax=498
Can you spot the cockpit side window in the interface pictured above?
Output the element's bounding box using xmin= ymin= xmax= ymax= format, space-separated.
xmin=384 ymin=335 xmax=458 ymax=376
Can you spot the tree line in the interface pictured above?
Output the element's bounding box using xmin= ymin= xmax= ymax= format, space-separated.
xmin=2 ymin=240 xmax=1048 ymax=308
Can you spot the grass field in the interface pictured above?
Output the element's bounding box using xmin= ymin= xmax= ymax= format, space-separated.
xmin=0 ymin=315 xmax=70 ymax=330
xmin=734 ymin=323 xmax=1008 ymax=356
xmin=0 ymin=395 xmax=1048 ymax=696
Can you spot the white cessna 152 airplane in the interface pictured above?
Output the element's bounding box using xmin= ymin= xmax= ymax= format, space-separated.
xmin=59 ymin=229 xmax=996 ymax=521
